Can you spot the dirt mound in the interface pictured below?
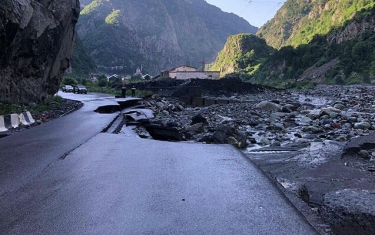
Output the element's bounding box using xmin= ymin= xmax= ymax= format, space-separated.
xmin=128 ymin=77 xmax=279 ymax=98
xmin=177 ymin=77 xmax=278 ymax=97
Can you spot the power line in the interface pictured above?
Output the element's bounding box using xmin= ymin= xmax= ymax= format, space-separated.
xmin=240 ymin=0 xmax=286 ymax=27
xmin=244 ymin=0 xmax=284 ymax=4
xmin=255 ymin=2 xmax=285 ymax=26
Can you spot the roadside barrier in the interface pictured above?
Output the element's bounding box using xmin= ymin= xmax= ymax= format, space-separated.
xmin=0 ymin=112 xmax=35 ymax=132
xmin=19 ymin=111 xmax=35 ymax=126
xmin=0 ymin=116 xmax=7 ymax=132
xmin=4 ymin=114 xmax=20 ymax=129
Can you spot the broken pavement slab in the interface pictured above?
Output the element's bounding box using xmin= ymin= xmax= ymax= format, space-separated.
xmin=123 ymin=108 xmax=154 ymax=122
xmin=115 ymin=97 xmax=143 ymax=109
xmin=321 ymin=188 xmax=375 ymax=235
xmin=342 ymin=133 xmax=375 ymax=156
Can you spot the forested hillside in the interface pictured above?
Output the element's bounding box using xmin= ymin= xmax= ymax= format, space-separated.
xmin=251 ymin=6 xmax=375 ymax=87
xmin=70 ymin=37 xmax=97 ymax=76
xmin=72 ymin=0 xmax=257 ymax=76
xmin=257 ymin=0 xmax=375 ymax=49
xmin=213 ymin=1 xmax=375 ymax=87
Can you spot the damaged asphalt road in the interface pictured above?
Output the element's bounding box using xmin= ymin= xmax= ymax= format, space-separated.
xmin=94 ymin=82 xmax=375 ymax=235
xmin=2 ymin=82 xmax=375 ymax=235
xmin=116 ymin=82 xmax=375 ymax=235
xmin=0 ymin=92 xmax=318 ymax=235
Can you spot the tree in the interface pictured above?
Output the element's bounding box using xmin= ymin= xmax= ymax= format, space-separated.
xmin=352 ymin=41 xmax=366 ymax=60
xmin=62 ymin=77 xmax=77 ymax=86
xmin=97 ymin=75 xmax=108 ymax=87
xmin=108 ymin=76 xmax=121 ymax=88
xmin=131 ymin=74 xmax=142 ymax=80
xmin=81 ymin=78 xmax=88 ymax=86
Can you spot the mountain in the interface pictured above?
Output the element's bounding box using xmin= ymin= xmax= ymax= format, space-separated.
xmin=212 ymin=0 xmax=375 ymax=87
xmin=254 ymin=8 xmax=375 ymax=87
xmin=74 ymin=0 xmax=258 ymax=76
xmin=70 ymin=37 xmax=97 ymax=76
xmin=257 ymin=0 xmax=375 ymax=49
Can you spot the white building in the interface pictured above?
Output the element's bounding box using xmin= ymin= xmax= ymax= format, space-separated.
xmin=169 ymin=65 xmax=197 ymax=79
xmin=106 ymin=74 xmax=119 ymax=82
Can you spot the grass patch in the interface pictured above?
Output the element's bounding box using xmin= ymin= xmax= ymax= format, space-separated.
xmin=0 ymin=95 xmax=64 ymax=116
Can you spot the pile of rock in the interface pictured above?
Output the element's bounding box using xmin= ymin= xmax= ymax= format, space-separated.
xmin=139 ymin=85 xmax=375 ymax=151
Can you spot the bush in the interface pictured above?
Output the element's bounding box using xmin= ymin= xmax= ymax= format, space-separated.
xmin=363 ymin=74 xmax=371 ymax=84
xmin=97 ymin=75 xmax=108 ymax=87
xmin=334 ymin=76 xmax=345 ymax=85
xmin=52 ymin=95 xmax=63 ymax=103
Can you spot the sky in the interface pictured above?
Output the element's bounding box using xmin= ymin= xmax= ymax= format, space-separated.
xmin=204 ymin=0 xmax=285 ymax=28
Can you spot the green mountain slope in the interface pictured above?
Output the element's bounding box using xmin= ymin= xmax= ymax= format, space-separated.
xmin=257 ymin=0 xmax=375 ymax=49
xmin=212 ymin=2 xmax=375 ymax=87
xmin=209 ymin=34 xmax=274 ymax=77
xmin=252 ymin=7 xmax=375 ymax=87
xmin=74 ymin=0 xmax=257 ymax=76
xmin=70 ymin=37 xmax=97 ymax=76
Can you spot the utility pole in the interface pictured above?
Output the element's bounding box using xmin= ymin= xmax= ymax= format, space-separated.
xmin=201 ymin=57 xmax=205 ymax=71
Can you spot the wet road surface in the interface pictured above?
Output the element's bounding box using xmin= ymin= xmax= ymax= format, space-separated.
xmin=0 ymin=92 xmax=118 ymax=195
xmin=0 ymin=92 xmax=318 ymax=234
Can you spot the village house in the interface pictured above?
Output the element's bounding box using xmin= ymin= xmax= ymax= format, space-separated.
xmin=106 ymin=74 xmax=119 ymax=82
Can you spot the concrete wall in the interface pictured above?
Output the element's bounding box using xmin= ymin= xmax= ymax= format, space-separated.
xmin=175 ymin=71 xmax=220 ymax=80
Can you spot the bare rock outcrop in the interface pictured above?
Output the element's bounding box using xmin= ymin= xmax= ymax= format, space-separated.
xmin=327 ymin=16 xmax=375 ymax=44
xmin=0 ymin=0 xmax=80 ymax=104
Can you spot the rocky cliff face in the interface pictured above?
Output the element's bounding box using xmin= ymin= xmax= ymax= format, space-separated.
xmin=0 ymin=0 xmax=80 ymax=104
xmin=76 ymin=0 xmax=257 ymax=76
xmin=327 ymin=15 xmax=375 ymax=44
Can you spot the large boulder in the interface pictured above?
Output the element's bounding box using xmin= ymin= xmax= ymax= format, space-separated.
xmin=0 ymin=0 xmax=80 ymax=104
